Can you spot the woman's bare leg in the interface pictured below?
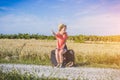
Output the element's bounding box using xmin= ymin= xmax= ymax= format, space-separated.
xmin=55 ymin=49 xmax=60 ymax=64
xmin=59 ymin=49 xmax=64 ymax=64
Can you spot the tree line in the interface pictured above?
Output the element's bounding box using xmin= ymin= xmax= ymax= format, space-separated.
xmin=0 ymin=33 xmax=55 ymax=40
xmin=0 ymin=33 xmax=120 ymax=42
xmin=69 ymin=35 xmax=120 ymax=42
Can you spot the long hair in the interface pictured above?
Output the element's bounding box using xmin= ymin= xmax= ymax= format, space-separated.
xmin=58 ymin=24 xmax=67 ymax=31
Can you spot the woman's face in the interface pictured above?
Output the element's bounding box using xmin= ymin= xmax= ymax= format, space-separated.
xmin=61 ymin=27 xmax=66 ymax=33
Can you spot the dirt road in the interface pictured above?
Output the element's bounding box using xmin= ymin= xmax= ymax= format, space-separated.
xmin=0 ymin=64 xmax=120 ymax=80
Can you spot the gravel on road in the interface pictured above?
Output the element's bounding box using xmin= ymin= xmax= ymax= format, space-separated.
xmin=0 ymin=64 xmax=120 ymax=80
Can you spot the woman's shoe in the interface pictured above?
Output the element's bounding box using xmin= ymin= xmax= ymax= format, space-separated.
xmin=66 ymin=61 xmax=73 ymax=67
xmin=59 ymin=63 xmax=64 ymax=68
xmin=56 ymin=64 xmax=60 ymax=68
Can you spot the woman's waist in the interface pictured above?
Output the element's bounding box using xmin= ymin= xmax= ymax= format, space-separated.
xmin=57 ymin=45 xmax=67 ymax=49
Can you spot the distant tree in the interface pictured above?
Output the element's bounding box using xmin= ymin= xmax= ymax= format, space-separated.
xmin=0 ymin=33 xmax=120 ymax=42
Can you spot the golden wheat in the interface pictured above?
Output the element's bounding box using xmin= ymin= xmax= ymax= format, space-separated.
xmin=0 ymin=39 xmax=120 ymax=68
xmin=1 ymin=39 xmax=120 ymax=55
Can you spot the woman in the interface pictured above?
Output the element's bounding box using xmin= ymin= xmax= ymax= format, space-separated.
xmin=52 ymin=24 xmax=68 ymax=67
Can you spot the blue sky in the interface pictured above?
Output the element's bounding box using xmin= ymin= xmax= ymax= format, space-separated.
xmin=0 ymin=0 xmax=120 ymax=35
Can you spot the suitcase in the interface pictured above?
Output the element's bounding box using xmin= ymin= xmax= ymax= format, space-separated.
xmin=50 ymin=49 xmax=75 ymax=67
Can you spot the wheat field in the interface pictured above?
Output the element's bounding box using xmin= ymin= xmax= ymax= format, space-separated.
xmin=0 ymin=39 xmax=120 ymax=68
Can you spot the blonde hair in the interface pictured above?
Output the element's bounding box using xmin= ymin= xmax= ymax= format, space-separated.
xmin=58 ymin=24 xmax=67 ymax=31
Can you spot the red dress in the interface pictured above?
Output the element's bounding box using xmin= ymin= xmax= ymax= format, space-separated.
xmin=55 ymin=33 xmax=68 ymax=49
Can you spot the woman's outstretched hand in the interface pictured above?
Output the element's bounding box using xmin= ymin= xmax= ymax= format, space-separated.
xmin=52 ymin=30 xmax=56 ymax=36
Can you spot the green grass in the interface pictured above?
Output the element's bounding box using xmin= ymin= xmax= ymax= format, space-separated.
xmin=75 ymin=53 xmax=120 ymax=69
xmin=0 ymin=59 xmax=51 ymax=65
xmin=1 ymin=51 xmax=120 ymax=69
xmin=0 ymin=69 xmax=67 ymax=80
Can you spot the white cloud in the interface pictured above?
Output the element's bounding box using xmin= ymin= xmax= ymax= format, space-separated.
xmin=58 ymin=0 xmax=66 ymax=2
xmin=79 ymin=13 xmax=120 ymax=27
xmin=74 ymin=4 xmax=101 ymax=17
xmin=0 ymin=14 xmax=53 ymax=34
xmin=74 ymin=0 xmax=120 ymax=18
xmin=0 ymin=13 xmax=120 ymax=35
xmin=0 ymin=14 xmax=70 ymax=35
xmin=0 ymin=7 xmax=15 ymax=11
xmin=69 ymin=13 xmax=120 ymax=35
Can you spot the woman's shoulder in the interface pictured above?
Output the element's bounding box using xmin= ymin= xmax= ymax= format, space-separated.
xmin=56 ymin=32 xmax=61 ymax=36
xmin=56 ymin=32 xmax=60 ymax=35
